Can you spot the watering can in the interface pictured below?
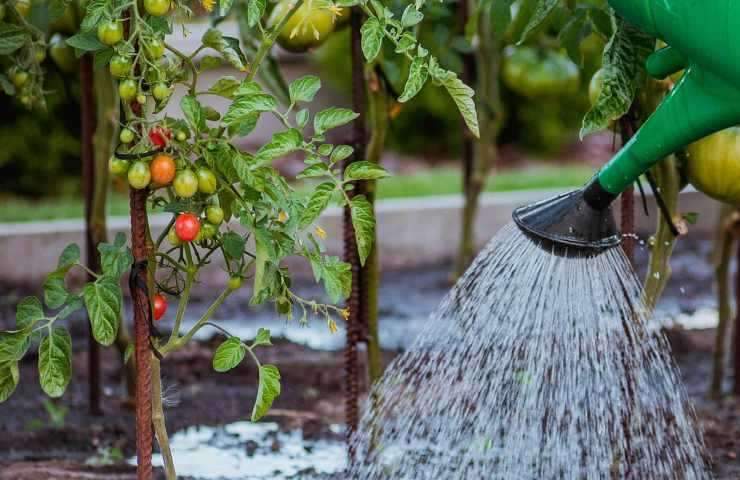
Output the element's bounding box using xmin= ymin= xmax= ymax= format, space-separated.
xmin=513 ymin=0 xmax=740 ymax=254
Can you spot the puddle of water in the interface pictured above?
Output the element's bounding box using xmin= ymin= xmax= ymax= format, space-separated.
xmin=130 ymin=422 xmax=346 ymax=479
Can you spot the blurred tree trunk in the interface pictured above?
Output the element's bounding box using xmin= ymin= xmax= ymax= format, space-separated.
xmin=454 ymin=0 xmax=503 ymax=279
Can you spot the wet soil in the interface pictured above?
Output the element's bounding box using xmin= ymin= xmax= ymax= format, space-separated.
xmin=0 ymin=236 xmax=738 ymax=479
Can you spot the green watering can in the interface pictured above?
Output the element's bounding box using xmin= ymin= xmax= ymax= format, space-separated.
xmin=513 ymin=0 xmax=740 ymax=254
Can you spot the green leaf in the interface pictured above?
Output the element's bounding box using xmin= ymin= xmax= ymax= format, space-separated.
xmin=38 ymin=327 xmax=72 ymax=398
xmin=235 ymin=80 xmax=263 ymax=96
xmin=297 ymin=163 xmax=329 ymax=179
xmin=94 ymin=48 xmax=115 ymax=70
xmin=223 ymin=94 xmax=276 ymax=127
xmin=581 ymin=13 xmax=654 ymax=137
xmin=314 ymin=107 xmax=359 ymax=135
xmin=398 ymin=56 xmax=428 ymax=103
xmin=318 ymin=256 xmax=351 ymax=303
xmin=489 ymin=0 xmax=515 ymax=35
xmin=344 ymin=161 xmax=390 ymax=181
xmin=81 ymin=0 xmax=107 ymax=31
xmin=518 ymin=0 xmax=558 ymax=43
xmin=330 ymin=145 xmax=354 ymax=164
xmin=247 ymin=0 xmax=266 ymax=27
xmin=220 ymin=0 xmax=235 ymax=16
xmin=16 ymin=297 xmax=44 ymax=329
xmin=0 ymin=362 xmax=19 ymax=403
xmin=181 ymin=95 xmax=206 ymax=131
xmin=251 ymin=364 xmax=281 ymax=421
xmin=360 ymin=17 xmax=384 ymax=62
xmin=256 ymin=129 xmax=303 ymax=161
xmin=199 ymin=55 xmax=223 ymax=71
xmin=65 ymin=31 xmax=106 ymax=55
xmin=0 ymin=25 xmax=27 ymax=55
xmin=437 ymin=71 xmax=479 ymax=138
xmin=350 ymin=195 xmax=375 ymax=265
xmin=683 ymin=212 xmax=699 ymax=225
xmin=98 ymin=234 xmax=133 ymax=279
xmin=212 ymin=337 xmax=246 ymax=372
xmin=58 ymin=297 xmax=84 ymax=320
xmin=250 ymin=239 xmax=269 ymax=305
xmin=208 ymin=76 xmax=241 ymax=99
xmin=82 ymin=277 xmax=122 ymax=346
xmin=253 ymin=328 xmax=272 ymax=347
xmin=222 ymin=232 xmax=246 ymax=259
xmin=300 ymin=182 xmax=335 ymax=228
xmin=0 ymin=330 xmax=31 ymax=364
xmin=124 ymin=344 xmax=134 ymax=364
xmin=202 ymin=29 xmax=248 ymax=71
xmin=401 ymin=5 xmax=423 ymax=27
xmin=289 ymin=75 xmax=321 ymax=104
xmin=44 ymin=272 xmax=69 ymax=309
xmin=296 ymin=108 xmax=309 ymax=128
xmin=0 ymin=74 xmax=15 ymax=95
xmin=57 ymin=244 xmax=80 ymax=271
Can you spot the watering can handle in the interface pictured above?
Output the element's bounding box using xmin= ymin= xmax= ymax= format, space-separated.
xmin=646 ymin=47 xmax=687 ymax=80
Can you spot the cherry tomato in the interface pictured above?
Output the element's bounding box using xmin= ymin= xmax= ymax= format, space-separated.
xmin=227 ymin=276 xmax=243 ymax=290
xmin=173 ymin=169 xmax=198 ymax=198
xmin=136 ymin=94 xmax=147 ymax=105
xmin=97 ymin=21 xmax=124 ymax=46
xmin=109 ymin=157 xmax=130 ymax=176
xmin=49 ymin=34 xmax=77 ymax=73
xmin=175 ymin=213 xmax=201 ymax=242
xmin=150 ymin=153 xmax=176 ymax=185
xmin=167 ymin=228 xmax=182 ymax=246
xmin=196 ymin=168 xmax=218 ymax=194
xmin=271 ymin=0 xmax=336 ymax=53
xmin=10 ymin=69 xmax=29 ymax=88
xmin=153 ymin=293 xmax=167 ymax=320
xmin=175 ymin=130 xmax=187 ymax=142
xmin=144 ymin=38 xmax=165 ymax=60
xmin=148 ymin=126 xmax=171 ymax=148
xmin=128 ymin=161 xmax=151 ymax=189
xmin=206 ymin=206 xmax=224 ymax=225
xmin=119 ymin=128 xmax=135 ymax=144
xmin=119 ymin=79 xmax=138 ymax=102
xmin=199 ymin=222 xmax=217 ymax=240
xmin=502 ymin=46 xmax=579 ymax=98
xmin=152 ymin=82 xmax=171 ymax=101
xmin=109 ymin=55 xmax=132 ymax=78
xmin=686 ymin=127 xmax=740 ymax=205
xmin=144 ymin=0 xmax=171 ymax=16
xmin=34 ymin=46 xmax=46 ymax=63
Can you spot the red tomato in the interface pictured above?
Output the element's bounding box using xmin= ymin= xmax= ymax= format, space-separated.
xmin=150 ymin=153 xmax=176 ymax=185
xmin=175 ymin=213 xmax=201 ymax=242
xmin=148 ymin=126 xmax=172 ymax=149
xmin=153 ymin=293 xmax=167 ymax=320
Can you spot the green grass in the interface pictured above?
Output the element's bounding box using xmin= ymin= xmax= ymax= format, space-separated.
xmin=0 ymin=165 xmax=593 ymax=224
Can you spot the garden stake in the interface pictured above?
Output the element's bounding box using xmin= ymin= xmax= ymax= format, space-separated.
xmin=130 ymin=190 xmax=153 ymax=480
xmin=515 ymin=0 xmax=740 ymax=255
xmin=80 ymin=52 xmax=102 ymax=416
xmin=619 ymin=115 xmax=637 ymax=263
xmin=343 ymin=4 xmax=367 ymax=459
xmin=457 ymin=0 xmax=474 ymax=198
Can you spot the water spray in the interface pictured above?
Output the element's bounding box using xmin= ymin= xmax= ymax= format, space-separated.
xmin=515 ymin=0 xmax=740 ymax=254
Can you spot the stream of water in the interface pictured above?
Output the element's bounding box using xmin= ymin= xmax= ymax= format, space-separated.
xmin=348 ymin=224 xmax=711 ymax=479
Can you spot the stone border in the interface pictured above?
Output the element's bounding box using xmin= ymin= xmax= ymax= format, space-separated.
xmin=0 ymin=188 xmax=719 ymax=285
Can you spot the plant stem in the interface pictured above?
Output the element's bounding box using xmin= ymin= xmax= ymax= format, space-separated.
xmin=165 ymin=43 xmax=198 ymax=95
xmin=162 ymin=288 xmax=233 ymax=354
xmin=710 ymin=206 xmax=735 ymax=399
xmin=166 ymin=271 xmax=194 ymax=346
xmin=246 ymin=0 xmax=304 ymax=81
xmin=151 ymin=357 xmax=176 ymax=480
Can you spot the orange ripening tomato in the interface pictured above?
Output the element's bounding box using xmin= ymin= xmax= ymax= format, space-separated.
xmin=150 ymin=154 xmax=176 ymax=185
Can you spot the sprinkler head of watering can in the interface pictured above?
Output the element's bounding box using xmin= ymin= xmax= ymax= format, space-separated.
xmin=513 ymin=178 xmax=620 ymax=256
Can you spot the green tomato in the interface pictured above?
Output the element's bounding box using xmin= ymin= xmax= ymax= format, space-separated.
xmin=97 ymin=21 xmax=124 ymax=46
xmin=152 ymin=82 xmax=171 ymax=101
xmin=144 ymin=38 xmax=165 ymax=60
xmin=49 ymin=34 xmax=77 ymax=73
xmin=127 ymin=161 xmax=151 ymax=189
xmin=136 ymin=94 xmax=147 ymax=105
xmin=144 ymin=0 xmax=170 ymax=16
xmin=200 ymin=222 xmax=217 ymax=240
xmin=203 ymin=106 xmax=220 ymax=121
xmin=205 ymin=206 xmax=224 ymax=225
xmin=175 ymin=130 xmax=187 ymax=142
xmin=109 ymin=55 xmax=132 ymax=78
xmin=167 ymin=227 xmax=182 ymax=246
xmin=271 ymin=0 xmax=336 ymax=53
xmin=227 ymin=276 xmax=243 ymax=290
xmin=11 ymin=70 xmax=29 ymax=88
xmin=109 ymin=157 xmax=130 ymax=176
xmin=173 ymin=169 xmax=199 ymax=198
xmin=34 ymin=46 xmax=46 ymax=63
xmin=196 ymin=168 xmax=218 ymax=194
xmin=119 ymin=79 xmax=138 ymax=102
xmin=119 ymin=128 xmax=135 ymax=144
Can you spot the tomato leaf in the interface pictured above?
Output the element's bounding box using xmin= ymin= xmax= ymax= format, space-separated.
xmin=256 ymin=129 xmax=303 ymax=162
xmin=65 ymin=31 xmax=106 ymax=55
xmin=246 ymin=0 xmax=266 ymax=28
xmin=0 ymin=362 xmax=19 ymax=403
xmin=219 ymin=0 xmax=235 ymax=16
xmin=296 ymin=163 xmax=329 ymax=179
xmin=222 ymin=232 xmax=246 ymax=259
xmin=43 ymin=271 xmax=70 ymax=309
xmin=181 ymin=95 xmax=206 ymax=131
xmin=431 ymin=64 xmax=479 ymax=138
xmin=252 ymin=328 xmax=272 ymax=347
xmin=350 ymin=195 xmax=375 ymax=266
xmin=0 ymin=330 xmax=31 ymax=364
xmin=57 ymin=244 xmax=80 ymax=271
xmin=313 ymin=107 xmax=358 ymax=136
xmin=16 ymin=297 xmax=44 ymax=329
xmin=38 ymin=327 xmax=72 ymax=398
xmin=518 ymin=0 xmax=559 ymax=44
xmin=398 ymin=56 xmax=428 ymax=103
xmin=299 ymin=182 xmax=335 ymax=228
xmin=401 ymin=5 xmax=423 ymax=27
xmin=344 ymin=161 xmax=390 ymax=181
xmin=98 ymin=233 xmax=132 ymax=279
xmin=360 ymin=17 xmax=384 ymax=62
xmin=223 ymin=94 xmax=276 ymax=129
xmin=212 ymin=337 xmax=246 ymax=372
xmin=208 ymin=76 xmax=241 ymax=99
xmin=289 ymin=75 xmax=321 ymax=104
xmin=316 ymin=256 xmax=351 ymax=303
xmin=82 ymin=277 xmax=122 ymax=346
xmin=0 ymin=25 xmax=28 ymax=55
xmin=251 ymin=364 xmax=281 ymax=421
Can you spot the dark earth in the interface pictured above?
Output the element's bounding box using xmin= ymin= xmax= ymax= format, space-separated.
xmin=0 ymin=234 xmax=738 ymax=479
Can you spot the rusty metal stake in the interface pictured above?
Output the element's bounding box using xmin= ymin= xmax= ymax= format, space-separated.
xmin=130 ymin=189 xmax=153 ymax=480
xmin=458 ymin=0 xmax=474 ymax=194
xmin=344 ymin=5 xmax=368 ymax=462
xmin=619 ymin=115 xmax=637 ymax=263
xmin=80 ymin=53 xmax=102 ymax=416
